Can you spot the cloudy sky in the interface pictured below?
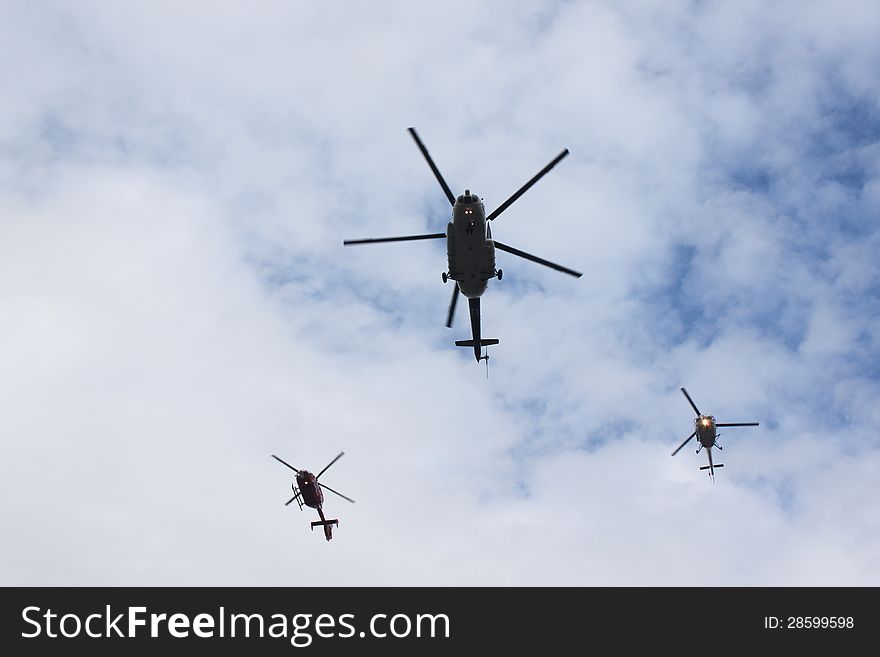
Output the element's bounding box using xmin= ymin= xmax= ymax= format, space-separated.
xmin=1 ymin=0 xmax=878 ymax=586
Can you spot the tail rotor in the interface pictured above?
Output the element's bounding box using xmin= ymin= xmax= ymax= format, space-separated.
xmin=480 ymin=349 xmax=490 ymax=379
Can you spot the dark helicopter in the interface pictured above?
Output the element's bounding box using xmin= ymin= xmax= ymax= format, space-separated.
xmin=271 ymin=452 xmax=355 ymax=541
xmin=671 ymin=388 xmax=759 ymax=480
xmin=344 ymin=127 xmax=582 ymax=364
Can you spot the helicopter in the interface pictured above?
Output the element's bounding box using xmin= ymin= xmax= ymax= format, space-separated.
xmin=344 ymin=127 xmax=582 ymax=364
xmin=271 ymin=452 xmax=355 ymax=541
xmin=671 ymin=387 xmax=759 ymax=480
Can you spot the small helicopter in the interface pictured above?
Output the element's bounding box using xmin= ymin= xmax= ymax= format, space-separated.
xmin=671 ymin=387 xmax=759 ymax=480
xmin=344 ymin=127 xmax=582 ymax=365
xmin=271 ymin=452 xmax=355 ymax=541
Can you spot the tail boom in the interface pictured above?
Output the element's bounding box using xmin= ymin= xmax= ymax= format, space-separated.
xmin=700 ymin=448 xmax=723 ymax=479
xmin=456 ymin=297 xmax=499 ymax=361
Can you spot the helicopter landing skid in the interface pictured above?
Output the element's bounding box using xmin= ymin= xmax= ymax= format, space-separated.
xmin=291 ymin=487 xmax=305 ymax=510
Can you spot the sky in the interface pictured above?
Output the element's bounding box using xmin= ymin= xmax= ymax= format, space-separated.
xmin=1 ymin=0 xmax=878 ymax=586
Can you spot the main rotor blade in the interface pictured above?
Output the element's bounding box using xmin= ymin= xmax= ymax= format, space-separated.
xmin=408 ymin=127 xmax=456 ymax=206
xmin=680 ymin=387 xmax=701 ymax=416
xmin=344 ymin=233 xmax=445 ymax=246
xmin=316 ymin=452 xmax=345 ymax=480
xmin=271 ymin=454 xmax=299 ymax=474
xmin=493 ymin=240 xmax=582 ymax=277
xmin=486 ymin=149 xmax=569 ymax=222
xmin=716 ymin=422 xmax=760 ymax=427
xmin=284 ymin=496 xmax=298 ymax=506
xmin=445 ymin=285 xmax=460 ymax=328
xmin=319 ymin=482 xmax=356 ymax=504
xmin=671 ymin=431 xmax=697 ymax=457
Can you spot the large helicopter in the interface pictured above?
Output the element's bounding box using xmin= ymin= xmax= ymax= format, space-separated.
xmin=671 ymin=388 xmax=759 ymax=480
xmin=271 ymin=452 xmax=355 ymax=541
xmin=344 ymin=127 xmax=582 ymax=364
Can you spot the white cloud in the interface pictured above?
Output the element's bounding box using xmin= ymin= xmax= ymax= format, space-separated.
xmin=1 ymin=0 xmax=878 ymax=585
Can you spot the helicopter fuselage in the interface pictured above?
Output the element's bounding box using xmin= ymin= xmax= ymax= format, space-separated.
xmin=295 ymin=471 xmax=335 ymax=540
xmin=446 ymin=190 xmax=496 ymax=299
xmin=295 ymin=471 xmax=323 ymax=509
xmin=695 ymin=415 xmax=717 ymax=448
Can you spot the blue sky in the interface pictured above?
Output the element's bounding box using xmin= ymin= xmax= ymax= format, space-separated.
xmin=0 ymin=0 xmax=878 ymax=585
